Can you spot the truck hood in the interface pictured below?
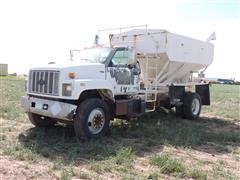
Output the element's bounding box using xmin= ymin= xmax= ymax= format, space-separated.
xmin=30 ymin=61 xmax=106 ymax=80
xmin=30 ymin=61 xmax=104 ymax=70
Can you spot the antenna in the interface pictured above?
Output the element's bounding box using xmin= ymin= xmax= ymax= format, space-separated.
xmin=94 ymin=35 xmax=99 ymax=45
xmin=206 ymin=32 xmax=216 ymax=42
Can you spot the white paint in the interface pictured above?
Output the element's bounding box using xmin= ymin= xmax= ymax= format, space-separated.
xmin=111 ymin=29 xmax=214 ymax=65
xmin=50 ymin=102 xmax=62 ymax=116
xmin=35 ymin=102 xmax=42 ymax=110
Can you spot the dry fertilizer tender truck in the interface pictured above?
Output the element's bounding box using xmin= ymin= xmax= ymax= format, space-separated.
xmin=21 ymin=26 xmax=215 ymax=140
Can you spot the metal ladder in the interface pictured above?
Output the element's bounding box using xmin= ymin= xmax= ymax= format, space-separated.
xmin=145 ymin=56 xmax=158 ymax=112
xmin=145 ymin=91 xmax=157 ymax=112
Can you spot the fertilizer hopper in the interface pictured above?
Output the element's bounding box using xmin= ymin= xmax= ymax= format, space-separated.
xmin=110 ymin=29 xmax=214 ymax=86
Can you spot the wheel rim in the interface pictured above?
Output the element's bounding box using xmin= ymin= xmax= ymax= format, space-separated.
xmin=87 ymin=108 xmax=105 ymax=134
xmin=191 ymin=98 xmax=200 ymax=115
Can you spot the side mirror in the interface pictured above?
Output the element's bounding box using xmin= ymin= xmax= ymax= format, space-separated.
xmin=128 ymin=47 xmax=136 ymax=65
xmin=127 ymin=64 xmax=134 ymax=69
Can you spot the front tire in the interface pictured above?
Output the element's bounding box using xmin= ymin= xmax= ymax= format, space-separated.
xmin=74 ymin=98 xmax=110 ymax=141
xmin=28 ymin=112 xmax=56 ymax=127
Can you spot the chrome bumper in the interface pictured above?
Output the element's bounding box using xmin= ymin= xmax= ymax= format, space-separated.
xmin=21 ymin=96 xmax=77 ymax=121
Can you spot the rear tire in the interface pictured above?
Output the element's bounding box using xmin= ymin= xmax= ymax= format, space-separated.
xmin=183 ymin=92 xmax=202 ymax=120
xmin=74 ymin=98 xmax=110 ymax=141
xmin=28 ymin=112 xmax=56 ymax=127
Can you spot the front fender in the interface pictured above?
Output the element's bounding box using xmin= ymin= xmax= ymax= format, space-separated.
xmin=71 ymin=79 xmax=114 ymax=100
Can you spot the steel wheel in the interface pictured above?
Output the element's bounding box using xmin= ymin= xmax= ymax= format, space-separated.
xmin=183 ymin=92 xmax=202 ymax=120
xmin=87 ymin=108 xmax=105 ymax=134
xmin=191 ymin=98 xmax=200 ymax=115
xmin=74 ymin=98 xmax=110 ymax=140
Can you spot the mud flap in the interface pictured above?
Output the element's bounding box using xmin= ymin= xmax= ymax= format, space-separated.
xmin=195 ymin=84 xmax=210 ymax=105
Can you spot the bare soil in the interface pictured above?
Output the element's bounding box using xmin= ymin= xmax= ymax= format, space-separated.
xmin=1 ymin=114 xmax=239 ymax=179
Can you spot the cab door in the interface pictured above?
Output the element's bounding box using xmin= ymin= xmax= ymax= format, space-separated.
xmin=107 ymin=47 xmax=140 ymax=95
xmin=109 ymin=48 xmax=131 ymax=85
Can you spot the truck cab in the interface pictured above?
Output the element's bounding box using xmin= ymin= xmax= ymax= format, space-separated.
xmin=21 ymin=46 xmax=143 ymax=140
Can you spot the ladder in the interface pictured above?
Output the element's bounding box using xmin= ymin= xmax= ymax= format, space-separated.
xmin=144 ymin=56 xmax=158 ymax=112
xmin=145 ymin=91 xmax=157 ymax=112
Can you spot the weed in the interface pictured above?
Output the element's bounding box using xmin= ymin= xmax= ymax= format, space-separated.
xmin=60 ymin=167 xmax=75 ymax=180
xmin=150 ymin=155 xmax=208 ymax=179
xmin=188 ymin=168 xmax=207 ymax=180
xmin=3 ymin=143 xmax=40 ymax=162
xmin=53 ymin=158 xmax=64 ymax=170
xmin=150 ymin=154 xmax=186 ymax=175
xmin=115 ymin=147 xmax=135 ymax=165
xmin=89 ymin=160 xmax=103 ymax=174
xmin=212 ymin=164 xmax=238 ymax=179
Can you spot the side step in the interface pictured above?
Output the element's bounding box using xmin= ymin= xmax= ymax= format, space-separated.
xmin=145 ymin=92 xmax=157 ymax=112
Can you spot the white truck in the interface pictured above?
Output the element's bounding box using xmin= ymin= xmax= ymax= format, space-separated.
xmin=21 ymin=26 xmax=215 ymax=140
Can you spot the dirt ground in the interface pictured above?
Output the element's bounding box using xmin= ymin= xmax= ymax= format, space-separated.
xmin=1 ymin=114 xmax=239 ymax=180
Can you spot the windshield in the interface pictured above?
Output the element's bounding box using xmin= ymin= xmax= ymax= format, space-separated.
xmin=71 ymin=48 xmax=111 ymax=63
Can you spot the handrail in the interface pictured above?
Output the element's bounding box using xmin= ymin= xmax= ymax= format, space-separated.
xmin=97 ymin=24 xmax=147 ymax=35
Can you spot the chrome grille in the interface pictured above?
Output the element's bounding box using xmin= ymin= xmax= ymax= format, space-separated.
xmin=28 ymin=70 xmax=60 ymax=96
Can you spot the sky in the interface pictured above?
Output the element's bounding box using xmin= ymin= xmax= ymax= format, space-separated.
xmin=0 ymin=0 xmax=239 ymax=80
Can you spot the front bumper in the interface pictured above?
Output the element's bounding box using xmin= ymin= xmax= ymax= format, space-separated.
xmin=21 ymin=96 xmax=77 ymax=121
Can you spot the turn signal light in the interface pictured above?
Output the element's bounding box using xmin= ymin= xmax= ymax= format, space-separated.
xmin=68 ymin=72 xmax=76 ymax=79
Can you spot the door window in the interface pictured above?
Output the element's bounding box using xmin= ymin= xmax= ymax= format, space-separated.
xmin=111 ymin=49 xmax=128 ymax=66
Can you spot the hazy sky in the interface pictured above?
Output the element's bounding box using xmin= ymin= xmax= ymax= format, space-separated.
xmin=0 ymin=0 xmax=239 ymax=80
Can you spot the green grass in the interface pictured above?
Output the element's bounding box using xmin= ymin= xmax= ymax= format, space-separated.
xmin=60 ymin=167 xmax=75 ymax=180
xmin=150 ymin=154 xmax=207 ymax=179
xmin=0 ymin=76 xmax=26 ymax=120
xmin=150 ymin=154 xmax=186 ymax=175
xmin=212 ymin=163 xmax=238 ymax=180
xmin=0 ymin=77 xmax=239 ymax=179
xmin=115 ymin=147 xmax=135 ymax=166
xmin=3 ymin=143 xmax=41 ymax=162
xmin=88 ymin=146 xmax=135 ymax=174
xmin=203 ymin=84 xmax=240 ymax=120
xmin=189 ymin=168 xmax=207 ymax=180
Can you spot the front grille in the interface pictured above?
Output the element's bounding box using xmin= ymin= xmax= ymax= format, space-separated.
xmin=28 ymin=70 xmax=60 ymax=96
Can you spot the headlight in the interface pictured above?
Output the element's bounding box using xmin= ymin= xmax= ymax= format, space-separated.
xmin=62 ymin=83 xmax=72 ymax=96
